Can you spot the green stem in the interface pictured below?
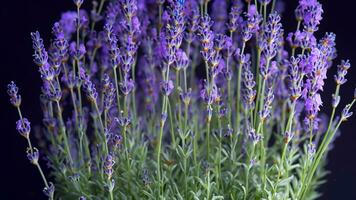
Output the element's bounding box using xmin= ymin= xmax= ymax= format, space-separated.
xmin=236 ymin=43 xmax=246 ymax=133
xmin=113 ymin=66 xmax=121 ymax=112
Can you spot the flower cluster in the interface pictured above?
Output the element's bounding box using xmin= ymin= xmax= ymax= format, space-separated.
xmin=8 ymin=0 xmax=355 ymax=199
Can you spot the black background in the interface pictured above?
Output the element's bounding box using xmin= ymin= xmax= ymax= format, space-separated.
xmin=0 ymin=0 xmax=355 ymax=199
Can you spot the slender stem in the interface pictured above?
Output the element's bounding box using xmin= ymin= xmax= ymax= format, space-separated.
xmin=113 ymin=66 xmax=121 ymax=112
xmin=109 ymin=190 xmax=114 ymax=200
xmin=36 ymin=163 xmax=49 ymax=188
xmin=207 ymin=116 xmax=211 ymax=162
xmin=16 ymin=107 xmax=52 ymax=199
xmin=227 ymin=31 xmax=233 ymax=124
xmin=236 ymin=43 xmax=246 ymax=133
xmin=204 ymin=0 xmax=209 ymax=15
xmin=244 ymin=144 xmax=256 ymax=200
xmin=56 ymin=101 xmax=74 ymax=164
xmin=299 ymin=87 xmax=348 ymax=199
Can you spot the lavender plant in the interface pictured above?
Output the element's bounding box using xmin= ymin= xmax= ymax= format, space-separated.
xmin=7 ymin=0 xmax=356 ymax=199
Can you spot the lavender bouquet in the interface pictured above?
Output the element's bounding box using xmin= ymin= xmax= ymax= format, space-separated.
xmin=7 ymin=0 xmax=356 ymax=199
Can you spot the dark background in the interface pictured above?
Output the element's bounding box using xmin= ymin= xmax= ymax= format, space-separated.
xmin=0 ymin=0 xmax=355 ymax=199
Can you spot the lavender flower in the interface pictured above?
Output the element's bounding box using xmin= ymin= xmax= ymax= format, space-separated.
xmin=296 ymin=0 xmax=323 ymax=33
xmin=260 ymin=12 xmax=282 ymax=60
xmin=104 ymin=154 xmax=115 ymax=180
xmin=227 ymin=5 xmax=243 ymax=34
xmin=7 ymin=81 xmax=21 ymax=107
xmin=80 ymin=69 xmax=98 ymax=102
xmin=248 ymin=128 xmax=263 ymax=145
xmin=119 ymin=78 xmax=135 ymax=96
xmin=334 ymin=60 xmax=351 ymax=85
xmin=31 ymin=31 xmax=48 ymax=67
xmin=16 ymin=118 xmax=31 ymax=138
xmin=7 ymin=1 xmax=356 ymax=199
xmin=43 ymin=182 xmax=55 ymax=198
xmin=27 ymin=147 xmax=40 ymax=164
xmin=160 ymin=80 xmax=174 ymax=96
xmin=259 ymin=87 xmax=274 ymax=121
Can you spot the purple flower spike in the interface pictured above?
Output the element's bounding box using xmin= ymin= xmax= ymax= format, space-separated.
xmin=102 ymin=74 xmax=116 ymax=110
xmin=160 ymin=80 xmax=174 ymax=96
xmin=16 ymin=118 xmax=31 ymax=138
xmin=80 ymin=69 xmax=98 ymax=102
xmin=227 ymin=5 xmax=243 ymax=34
xmin=7 ymin=81 xmax=22 ymax=107
xmin=246 ymin=5 xmax=263 ymax=35
xmin=43 ymin=182 xmax=55 ymax=198
xmin=104 ymin=154 xmax=115 ymax=180
xmin=296 ymin=0 xmax=323 ymax=33
xmin=70 ymin=42 xmax=86 ymax=60
xmin=259 ymin=87 xmax=275 ymax=121
xmin=334 ymin=60 xmax=351 ymax=85
xmin=341 ymin=104 xmax=353 ymax=121
xmin=242 ymin=59 xmax=256 ymax=109
xmin=174 ymin=49 xmax=189 ymax=70
xmin=289 ymin=56 xmax=303 ymax=101
xmin=31 ymin=31 xmax=49 ymax=67
xmin=119 ymin=78 xmax=135 ymax=96
xmin=248 ymin=128 xmax=263 ymax=145
xmin=180 ymin=88 xmax=192 ymax=105
xmin=27 ymin=147 xmax=40 ymax=164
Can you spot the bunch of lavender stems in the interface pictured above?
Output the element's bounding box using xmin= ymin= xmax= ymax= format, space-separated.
xmin=7 ymin=0 xmax=356 ymax=199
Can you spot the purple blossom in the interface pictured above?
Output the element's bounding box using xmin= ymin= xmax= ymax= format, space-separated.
xmin=102 ymin=74 xmax=116 ymax=110
xmin=334 ymin=60 xmax=350 ymax=85
xmin=288 ymin=56 xmax=303 ymax=101
xmin=223 ymin=124 xmax=233 ymax=137
xmin=27 ymin=147 xmax=40 ymax=164
xmin=112 ymin=134 xmax=123 ymax=148
xmin=119 ymin=78 xmax=135 ymax=96
xmin=80 ymin=69 xmax=98 ymax=102
xmin=104 ymin=154 xmax=115 ymax=180
xmin=246 ymin=5 xmax=263 ymax=35
xmin=295 ymin=0 xmax=323 ymax=33
xmin=260 ymin=12 xmax=283 ymax=60
xmin=16 ymin=118 xmax=31 ymax=138
xmin=227 ymin=5 xmax=243 ymax=33
xmin=115 ymin=112 xmax=132 ymax=127
xmin=7 ymin=81 xmax=21 ymax=107
xmin=242 ymin=59 xmax=256 ymax=109
xmin=104 ymin=21 xmax=121 ymax=67
xmin=179 ymin=88 xmax=192 ymax=105
xmin=248 ymin=128 xmax=263 ymax=145
xmin=160 ymin=80 xmax=174 ymax=96
xmin=31 ymin=31 xmax=48 ymax=67
xmin=69 ymin=42 xmax=86 ymax=60
xmin=43 ymin=182 xmax=55 ymax=198
xmin=41 ymin=81 xmax=63 ymax=102
xmin=198 ymin=14 xmax=215 ymax=62
xmin=59 ymin=11 xmax=77 ymax=38
xmin=259 ymin=87 xmax=275 ymax=121
xmin=341 ymin=104 xmax=353 ymax=121
xmin=174 ymin=49 xmax=189 ymax=70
